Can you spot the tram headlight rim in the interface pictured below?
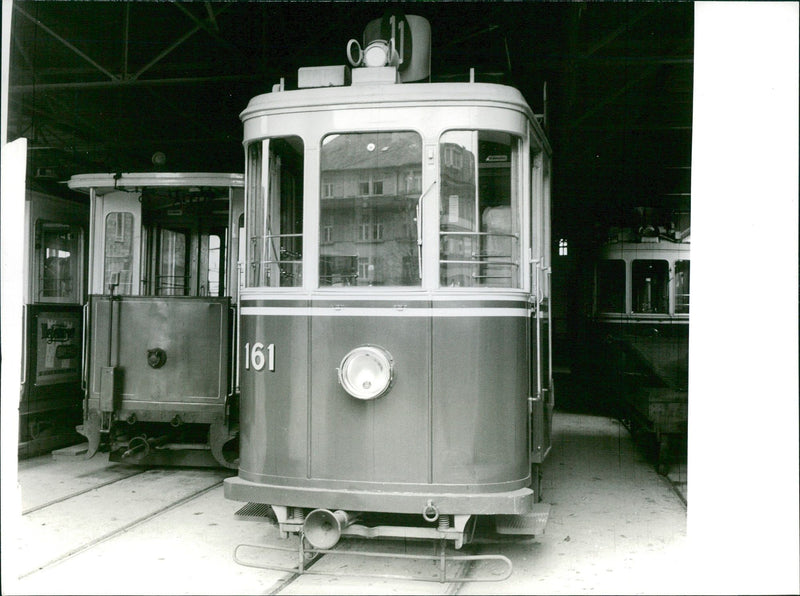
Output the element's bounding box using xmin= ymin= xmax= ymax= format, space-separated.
xmin=337 ymin=345 xmax=395 ymax=401
xmin=363 ymin=40 xmax=392 ymax=67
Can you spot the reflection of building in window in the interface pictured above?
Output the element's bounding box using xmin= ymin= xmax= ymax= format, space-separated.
xmin=558 ymin=238 xmax=568 ymax=256
xmin=322 ymin=220 xmax=334 ymax=244
xmin=320 ymin=255 xmax=358 ymax=286
xmin=439 ymin=130 xmax=520 ymax=288
xmin=443 ymin=145 xmax=464 ymax=168
xmin=404 ymin=170 xmax=421 ymax=193
xmin=359 ymin=219 xmax=384 ymax=241
xmin=632 ymin=259 xmax=669 ymax=314
xmin=112 ymin=212 xmax=126 ymax=242
xmin=158 ymin=229 xmax=187 ymax=295
xmin=358 ymin=178 xmax=384 ymax=196
xmin=358 ymin=257 xmax=372 ymax=281
xmin=319 ymin=131 xmax=421 ymax=286
xmin=104 ymin=212 xmax=134 ymax=294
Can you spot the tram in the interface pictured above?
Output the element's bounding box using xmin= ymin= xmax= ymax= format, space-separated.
xmin=19 ymin=187 xmax=89 ymax=458
xmin=225 ymin=13 xmax=554 ymax=563
xmin=68 ymin=172 xmax=244 ymax=468
xmin=590 ymin=221 xmax=690 ymax=473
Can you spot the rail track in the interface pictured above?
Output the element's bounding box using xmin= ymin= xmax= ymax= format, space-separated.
xmin=15 ymin=462 xmax=231 ymax=581
xmin=10 ymin=414 xmax=689 ymax=595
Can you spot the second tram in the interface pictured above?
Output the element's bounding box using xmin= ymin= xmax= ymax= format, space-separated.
xmin=590 ymin=220 xmax=690 ymax=473
xmin=225 ymin=13 xmax=554 ymax=562
xmin=68 ymin=172 xmax=244 ymax=468
xmin=20 ymin=186 xmax=88 ymax=458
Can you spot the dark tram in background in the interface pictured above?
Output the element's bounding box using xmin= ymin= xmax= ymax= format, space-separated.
xmin=19 ymin=187 xmax=89 ymax=458
xmin=68 ymin=172 xmax=244 ymax=468
xmin=586 ymin=216 xmax=690 ymax=474
xmin=224 ymin=13 xmax=554 ymax=572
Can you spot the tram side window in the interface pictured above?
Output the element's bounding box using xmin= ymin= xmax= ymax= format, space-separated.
xmin=596 ymin=259 xmax=625 ymax=313
xmin=675 ymin=260 xmax=690 ymax=314
xmin=439 ymin=130 xmax=520 ymax=288
xmin=103 ymin=212 xmax=134 ymax=294
xmin=319 ymin=131 xmax=422 ymax=287
xmin=157 ymin=229 xmax=187 ymax=295
xmin=632 ymin=259 xmax=669 ymax=314
xmin=36 ymin=221 xmax=82 ymax=303
xmin=246 ymin=136 xmax=304 ymax=288
xmin=207 ymin=234 xmax=221 ymax=296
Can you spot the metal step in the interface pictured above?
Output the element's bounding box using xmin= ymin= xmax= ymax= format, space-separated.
xmin=494 ymin=503 xmax=550 ymax=535
xmin=235 ymin=502 xmax=275 ymax=521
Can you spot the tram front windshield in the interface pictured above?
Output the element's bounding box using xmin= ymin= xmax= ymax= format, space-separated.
xmin=320 ymin=131 xmax=421 ymax=287
xmin=244 ymin=129 xmax=522 ymax=290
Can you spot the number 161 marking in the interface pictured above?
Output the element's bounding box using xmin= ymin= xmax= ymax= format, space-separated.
xmin=244 ymin=342 xmax=275 ymax=372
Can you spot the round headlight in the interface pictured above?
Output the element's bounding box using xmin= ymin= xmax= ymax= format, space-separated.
xmin=338 ymin=345 xmax=394 ymax=400
xmin=363 ymin=41 xmax=390 ymax=67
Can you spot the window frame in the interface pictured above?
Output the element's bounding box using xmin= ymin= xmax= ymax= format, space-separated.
xmin=438 ymin=129 xmax=523 ymax=289
xmin=318 ymin=130 xmax=423 ymax=289
xmin=244 ymin=136 xmax=305 ymax=289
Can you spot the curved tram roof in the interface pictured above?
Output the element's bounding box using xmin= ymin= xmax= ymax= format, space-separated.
xmin=68 ymin=172 xmax=244 ymax=195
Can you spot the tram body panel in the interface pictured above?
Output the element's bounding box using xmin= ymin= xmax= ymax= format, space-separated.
xmin=431 ymin=307 xmax=529 ymax=485
xmin=308 ymin=309 xmax=430 ymax=483
xmin=87 ymin=296 xmax=230 ymax=413
xmin=238 ymin=303 xmax=310 ymax=478
xmin=24 ymin=306 xmax=83 ymax=388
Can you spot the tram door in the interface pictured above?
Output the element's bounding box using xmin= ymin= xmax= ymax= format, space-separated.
xmin=529 ymin=145 xmax=553 ymax=489
xmin=82 ymin=184 xmax=242 ymax=466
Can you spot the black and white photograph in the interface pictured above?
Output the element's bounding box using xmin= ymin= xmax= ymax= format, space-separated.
xmin=2 ymin=2 xmax=797 ymax=594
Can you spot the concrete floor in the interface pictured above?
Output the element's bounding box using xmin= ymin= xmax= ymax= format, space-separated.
xmin=6 ymin=412 xmax=690 ymax=595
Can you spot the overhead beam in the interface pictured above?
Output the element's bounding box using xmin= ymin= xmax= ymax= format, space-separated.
xmin=10 ymin=73 xmax=263 ymax=93
xmin=171 ymin=1 xmax=245 ymax=62
xmin=13 ymin=4 xmax=119 ymax=81
xmin=204 ymin=2 xmax=219 ymax=31
xmin=568 ymin=39 xmax=693 ymax=129
xmin=583 ymin=3 xmax=660 ymax=57
xmin=122 ymin=3 xmax=130 ymax=79
xmin=129 ymin=3 xmax=231 ymax=80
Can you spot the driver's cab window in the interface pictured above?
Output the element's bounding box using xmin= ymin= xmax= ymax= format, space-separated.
xmin=439 ymin=130 xmax=520 ymax=288
xmin=246 ymin=137 xmax=304 ymax=288
xmin=318 ymin=131 xmax=421 ymax=287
